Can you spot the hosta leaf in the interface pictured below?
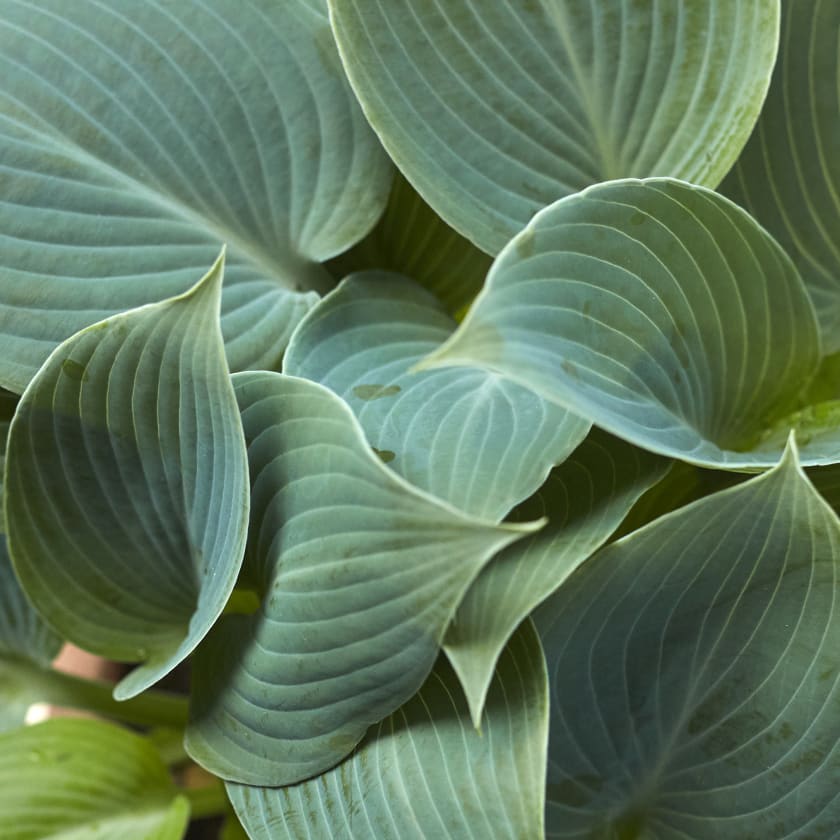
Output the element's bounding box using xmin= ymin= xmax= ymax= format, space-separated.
xmin=4 ymin=256 xmax=249 ymax=700
xmin=0 ymin=392 xmax=62 ymax=732
xmin=421 ymin=178 xmax=829 ymax=469
xmin=445 ymin=429 xmax=668 ymax=727
xmin=536 ymin=439 xmax=840 ymax=837
xmin=284 ymin=272 xmax=589 ymax=520
xmin=722 ymin=0 xmax=840 ymax=350
xmin=185 ymin=372 xmax=539 ymax=786
xmin=327 ymin=173 xmax=492 ymax=313
xmin=0 ymin=719 xmax=189 ymax=840
xmin=329 ymin=0 xmax=779 ymax=254
xmin=0 ymin=0 xmax=392 ymax=394
xmin=227 ymin=620 xmax=547 ymax=840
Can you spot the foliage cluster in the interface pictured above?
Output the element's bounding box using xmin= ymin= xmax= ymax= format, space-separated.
xmin=0 ymin=1 xmax=839 ymax=837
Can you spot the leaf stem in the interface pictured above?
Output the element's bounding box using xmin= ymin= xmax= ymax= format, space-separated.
xmin=5 ymin=656 xmax=189 ymax=728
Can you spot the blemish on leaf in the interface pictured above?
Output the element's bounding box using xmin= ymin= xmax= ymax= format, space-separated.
xmin=352 ymin=384 xmax=401 ymax=401
xmin=372 ymin=447 xmax=396 ymax=464
xmin=561 ymin=359 xmax=578 ymax=378
xmin=516 ymin=227 xmax=536 ymax=258
xmin=630 ymin=211 xmax=646 ymax=226
xmin=61 ymin=359 xmax=89 ymax=382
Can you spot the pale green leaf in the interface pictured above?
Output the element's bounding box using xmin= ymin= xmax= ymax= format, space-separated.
xmin=445 ymin=429 xmax=667 ymax=727
xmin=284 ymin=272 xmax=589 ymax=520
xmin=420 ymin=178 xmax=829 ymax=469
xmin=4 ymin=255 xmax=249 ymax=700
xmin=0 ymin=719 xmax=189 ymax=840
xmin=329 ymin=0 xmax=779 ymax=253
xmin=185 ymin=372 xmax=539 ymax=785
xmin=327 ymin=173 xmax=492 ymax=313
xmin=722 ymin=0 xmax=840 ymax=351
xmin=536 ymin=440 xmax=840 ymax=836
xmin=0 ymin=0 xmax=392 ymax=393
xmin=227 ymin=620 xmax=547 ymax=840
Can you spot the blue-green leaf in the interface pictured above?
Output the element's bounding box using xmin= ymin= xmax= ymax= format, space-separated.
xmin=185 ymin=372 xmax=539 ymax=785
xmin=285 ymin=272 xmax=588 ymax=520
xmin=330 ymin=0 xmax=779 ymax=253
xmin=445 ymin=429 xmax=668 ymax=726
xmin=227 ymin=620 xmax=547 ymax=840
xmin=537 ymin=439 xmax=840 ymax=836
xmin=421 ymin=178 xmax=828 ymax=469
xmin=0 ymin=0 xmax=392 ymax=393
xmin=4 ymin=255 xmax=249 ymax=700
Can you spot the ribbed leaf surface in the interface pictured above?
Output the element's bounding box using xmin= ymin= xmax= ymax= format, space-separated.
xmin=537 ymin=441 xmax=840 ymax=836
xmin=227 ymin=621 xmax=547 ymax=840
xmin=4 ymin=256 xmax=249 ymax=699
xmin=0 ymin=0 xmax=392 ymax=393
xmin=186 ymin=372 xmax=539 ymax=785
xmin=330 ymin=0 xmax=778 ymax=253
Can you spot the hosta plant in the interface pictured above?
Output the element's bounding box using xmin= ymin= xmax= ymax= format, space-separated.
xmin=1 ymin=0 xmax=839 ymax=837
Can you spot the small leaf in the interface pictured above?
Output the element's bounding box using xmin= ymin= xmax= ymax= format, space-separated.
xmin=5 ymin=255 xmax=249 ymax=699
xmin=227 ymin=620 xmax=548 ymax=840
xmin=0 ymin=718 xmax=189 ymax=840
xmin=445 ymin=429 xmax=668 ymax=726
xmin=185 ymin=372 xmax=539 ymax=785
xmin=537 ymin=439 xmax=840 ymax=836
xmin=330 ymin=0 xmax=779 ymax=253
xmin=0 ymin=0 xmax=392 ymax=393
xmin=722 ymin=0 xmax=840 ymax=351
xmin=285 ymin=273 xmax=589 ymax=520
xmin=420 ymin=178 xmax=828 ymax=469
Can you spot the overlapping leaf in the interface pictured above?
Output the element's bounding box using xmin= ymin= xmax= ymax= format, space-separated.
xmin=420 ymin=178 xmax=833 ymax=469
xmin=723 ymin=0 xmax=840 ymax=350
xmin=0 ymin=389 xmax=62 ymax=732
xmin=328 ymin=173 xmax=491 ymax=313
xmin=329 ymin=0 xmax=779 ymax=253
xmin=536 ymin=440 xmax=840 ymax=836
xmin=185 ymin=372 xmax=539 ymax=786
xmin=4 ymin=256 xmax=249 ymax=700
xmin=227 ymin=620 xmax=547 ymax=840
xmin=444 ymin=429 xmax=668 ymax=726
xmin=0 ymin=719 xmax=189 ymax=840
xmin=285 ymin=272 xmax=588 ymax=521
xmin=0 ymin=0 xmax=393 ymax=394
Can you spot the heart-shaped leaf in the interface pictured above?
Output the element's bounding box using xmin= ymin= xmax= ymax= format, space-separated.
xmin=0 ymin=719 xmax=189 ymax=840
xmin=284 ymin=272 xmax=589 ymax=520
xmin=328 ymin=173 xmax=492 ymax=313
xmin=420 ymin=178 xmax=829 ymax=469
xmin=4 ymin=255 xmax=249 ymax=700
xmin=185 ymin=372 xmax=539 ymax=785
xmin=536 ymin=439 xmax=840 ymax=836
xmin=0 ymin=0 xmax=392 ymax=393
xmin=227 ymin=620 xmax=547 ymax=840
xmin=444 ymin=429 xmax=668 ymax=726
xmin=329 ymin=0 xmax=779 ymax=253
xmin=723 ymin=0 xmax=840 ymax=351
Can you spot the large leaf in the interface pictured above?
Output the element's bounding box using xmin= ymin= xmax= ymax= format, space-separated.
xmin=420 ymin=178 xmax=831 ymax=469
xmin=0 ymin=389 xmax=62 ymax=732
xmin=0 ymin=0 xmax=392 ymax=394
xmin=185 ymin=372 xmax=539 ymax=786
xmin=445 ymin=429 xmax=668 ymax=726
xmin=327 ymin=173 xmax=492 ymax=313
xmin=329 ymin=0 xmax=779 ymax=254
xmin=4 ymin=255 xmax=249 ymax=700
xmin=284 ymin=272 xmax=589 ymax=520
xmin=723 ymin=0 xmax=840 ymax=350
xmin=227 ymin=620 xmax=547 ymax=840
xmin=536 ymin=440 xmax=840 ymax=837
xmin=0 ymin=718 xmax=189 ymax=840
